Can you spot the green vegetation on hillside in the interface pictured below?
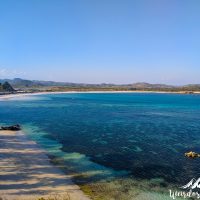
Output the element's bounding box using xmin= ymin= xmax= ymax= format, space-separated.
xmin=0 ymin=81 xmax=15 ymax=92
xmin=1 ymin=78 xmax=200 ymax=93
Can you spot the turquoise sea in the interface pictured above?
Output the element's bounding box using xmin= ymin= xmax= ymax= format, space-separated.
xmin=1 ymin=92 xmax=200 ymax=199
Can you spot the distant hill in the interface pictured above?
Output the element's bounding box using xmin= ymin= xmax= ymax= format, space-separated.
xmin=182 ymin=84 xmax=200 ymax=89
xmin=0 ymin=78 xmax=90 ymax=88
xmin=127 ymin=82 xmax=175 ymax=89
xmin=0 ymin=78 xmax=175 ymax=88
xmin=0 ymin=78 xmax=200 ymax=92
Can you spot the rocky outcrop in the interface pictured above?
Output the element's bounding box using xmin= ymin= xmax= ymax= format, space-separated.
xmin=0 ymin=81 xmax=15 ymax=92
xmin=1 ymin=124 xmax=21 ymax=131
xmin=2 ymin=81 xmax=15 ymax=92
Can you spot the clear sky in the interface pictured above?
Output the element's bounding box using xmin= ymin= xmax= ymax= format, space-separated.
xmin=0 ymin=0 xmax=200 ymax=85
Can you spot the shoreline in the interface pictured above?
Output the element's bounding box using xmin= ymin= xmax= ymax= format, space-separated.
xmin=0 ymin=130 xmax=90 ymax=200
xmin=0 ymin=92 xmax=185 ymax=200
xmin=0 ymin=90 xmax=199 ymax=100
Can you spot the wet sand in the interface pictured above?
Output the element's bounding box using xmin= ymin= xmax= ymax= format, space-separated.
xmin=0 ymin=130 xmax=90 ymax=200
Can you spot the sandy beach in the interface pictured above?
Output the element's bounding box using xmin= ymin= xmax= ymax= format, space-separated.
xmin=0 ymin=130 xmax=90 ymax=200
xmin=0 ymin=90 xmax=199 ymax=101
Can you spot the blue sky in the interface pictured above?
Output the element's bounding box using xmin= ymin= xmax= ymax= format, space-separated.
xmin=0 ymin=0 xmax=200 ymax=85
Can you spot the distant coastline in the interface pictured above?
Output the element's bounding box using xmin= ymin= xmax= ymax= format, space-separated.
xmin=1 ymin=78 xmax=200 ymax=99
xmin=1 ymin=78 xmax=200 ymax=94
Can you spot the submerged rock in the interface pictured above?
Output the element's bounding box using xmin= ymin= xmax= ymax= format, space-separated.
xmin=1 ymin=124 xmax=21 ymax=131
xmin=185 ymin=151 xmax=200 ymax=158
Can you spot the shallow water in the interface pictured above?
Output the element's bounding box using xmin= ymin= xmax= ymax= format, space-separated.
xmin=1 ymin=93 xmax=200 ymax=198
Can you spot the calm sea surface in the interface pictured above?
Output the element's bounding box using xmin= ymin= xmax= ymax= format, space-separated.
xmin=1 ymin=93 xmax=200 ymax=189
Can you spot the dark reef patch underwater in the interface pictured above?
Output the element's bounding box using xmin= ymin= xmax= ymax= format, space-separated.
xmin=1 ymin=92 xmax=200 ymax=199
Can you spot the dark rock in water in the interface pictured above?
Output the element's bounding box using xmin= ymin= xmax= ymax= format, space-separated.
xmin=1 ymin=124 xmax=21 ymax=131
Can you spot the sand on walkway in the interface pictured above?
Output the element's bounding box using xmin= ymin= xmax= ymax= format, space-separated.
xmin=0 ymin=130 xmax=90 ymax=200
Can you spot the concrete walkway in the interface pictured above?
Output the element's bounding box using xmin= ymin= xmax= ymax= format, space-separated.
xmin=0 ymin=130 xmax=90 ymax=200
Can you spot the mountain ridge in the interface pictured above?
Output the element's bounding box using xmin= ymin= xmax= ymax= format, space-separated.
xmin=0 ymin=78 xmax=180 ymax=87
xmin=0 ymin=78 xmax=200 ymax=91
